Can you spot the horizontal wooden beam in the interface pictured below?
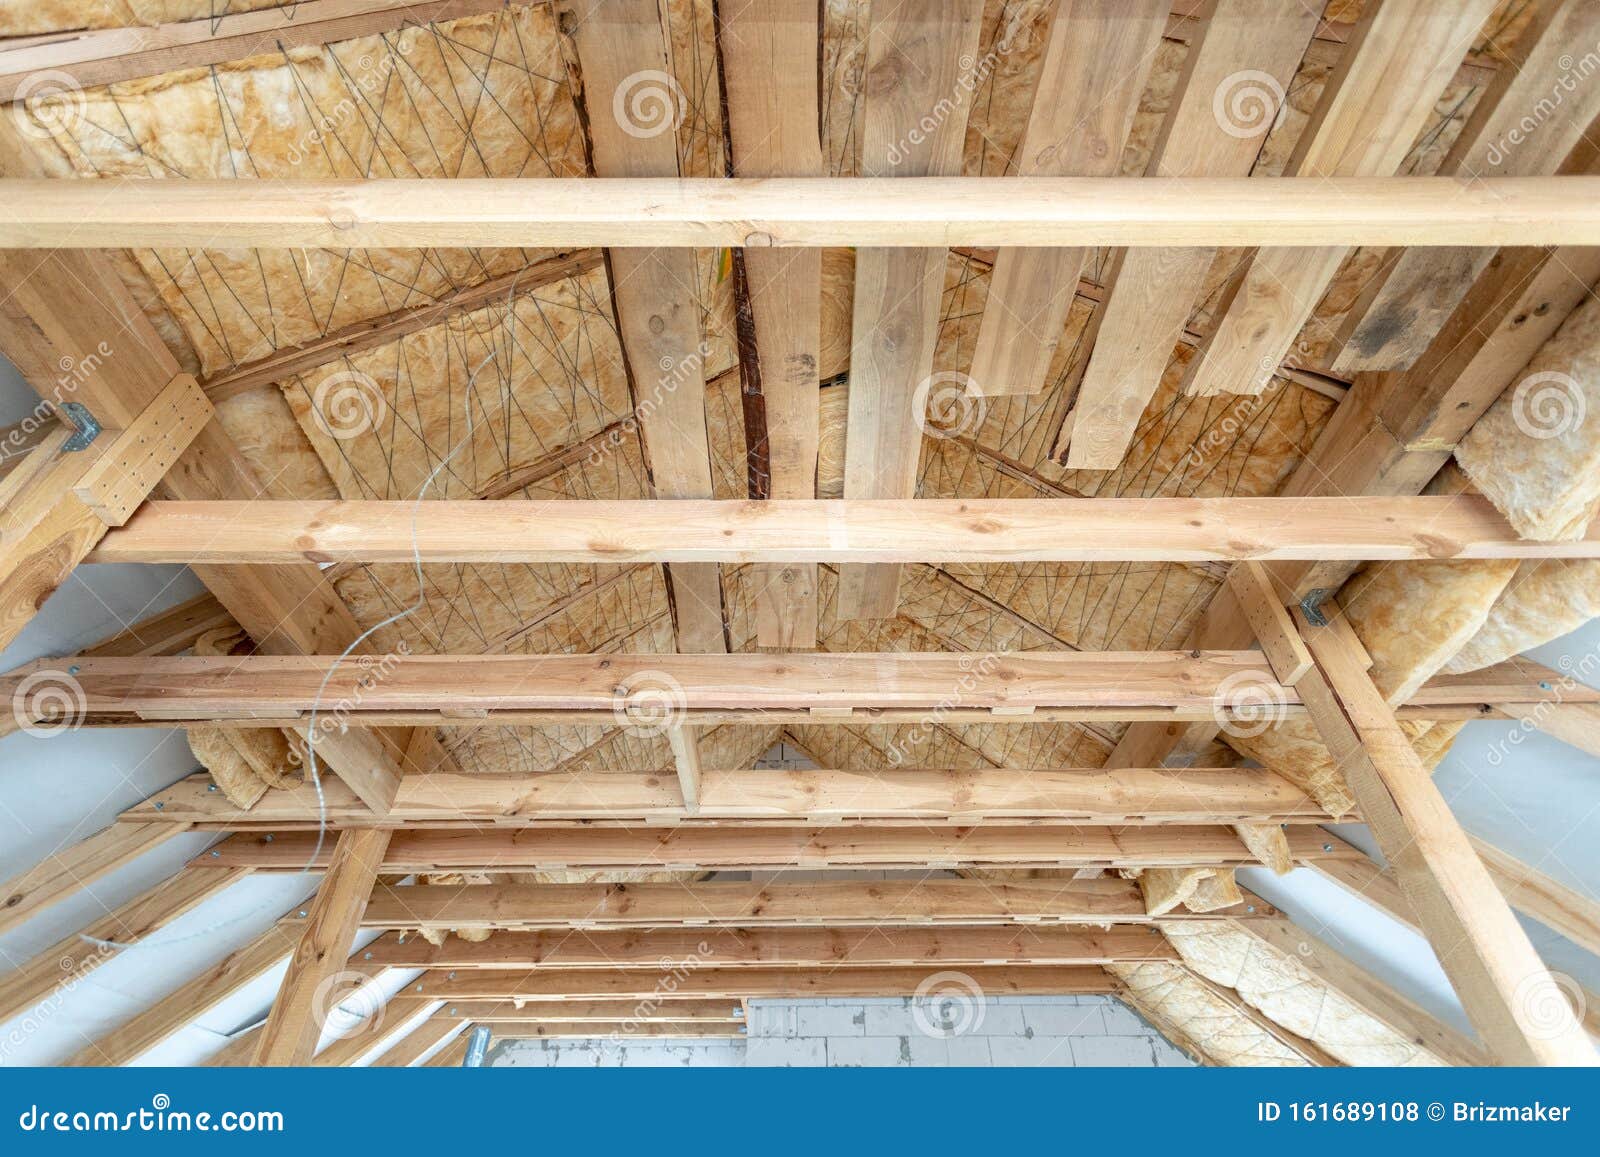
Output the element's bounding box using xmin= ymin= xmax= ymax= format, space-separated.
xmin=90 ymin=496 xmax=1600 ymax=566
xmin=361 ymin=878 xmax=1266 ymax=930
xmin=132 ymin=767 xmax=1339 ymax=827
xmin=360 ymin=924 xmax=1176 ymax=970
xmin=482 ymin=1022 xmax=743 ymax=1040
xmin=196 ymin=824 xmax=1355 ymax=872
xmin=419 ymin=966 xmax=1115 ymax=1002
xmin=433 ymin=1000 xmax=742 ymax=1023
xmin=26 ymin=652 xmax=1582 ymax=728
xmin=4 ymin=177 xmax=1599 ymax=249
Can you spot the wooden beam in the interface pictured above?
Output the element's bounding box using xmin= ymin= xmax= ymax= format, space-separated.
xmin=666 ymin=725 xmax=702 ymax=814
xmin=354 ymin=924 xmax=1176 ymax=969
xmin=1524 ymin=701 xmax=1600 ymax=762
xmin=0 ymin=0 xmax=515 ymax=99
xmin=64 ymin=913 xmax=303 ymax=1067
xmin=0 ymin=823 xmax=190 ymax=938
xmin=361 ymin=877 xmax=1263 ymax=930
xmin=719 ymin=0 xmax=824 ymax=648
xmin=132 ymin=766 xmax=1338 ymax=827
xmin=89 ymin=495 xmax=1600 ymax=565
xmin=1183 ymin=0 xmax=1501 ymax=398
xmin=1293 ymin=600 xmax=1594 ymax=1064
xmin=835 ymin=0 xmax=982 ymax=621
xmin=570 ymin=0 xmax=725 ymax=654
xmin=81 ymin=592 xmax=237 ymax=658
xmin=32 ymin=649 xmax=1588 ymax=727
xmin=1237 ymin=917 xmax=1488 ymax=1068
xmin=8 ymin=176 xmax=1600 ymax=250
xmin=0 ymin=376 xmax=211 ymax=650
xmin=197 ymin=824 xmax=1355 ymax=872
xmin=482 ymin=1022 xmax=741 ymax=1040
xmin=422 ymin=965 xmax=1115 ymax=1002
xmin=253 ymin=828 xmax=391 ymax=1065
xmin=970 ymin=0 xmax=1168 ymax=397
xmin=1333 ymin=0 xmax=1600 ymax=373
xmin=1469 ymin=837 xmax=1600 ymax=960
xmin=1226 ymin=561 xmax=1312 ymax=683
xmin=1064 ymin=0 xmax=1321 ymax=465
xmin=311 ymin=999 xmax=442 ymax=1068
xmin=202 ymin=956 xmax=387 ymax=1066
xmin=423 ymin=1036 xmax=471 ymax=1067
xmin=0 ymin=866 xmax=246 ymax=1026
xmin=368 ymin=1013 xmax=463 ymax=1068
xmin=435 ymin=1000 xmax=741 ymax=1023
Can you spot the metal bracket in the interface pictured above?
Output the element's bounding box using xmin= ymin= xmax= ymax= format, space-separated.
xmin=1299 ymin=587 xmax=1334 ymax=627
xmin=58 ymin=402 xmax=102 ymax=451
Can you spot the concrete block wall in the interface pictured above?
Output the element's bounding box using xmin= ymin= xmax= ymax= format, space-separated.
xmin=487 ymin=997 xmax=1195 ymax=1068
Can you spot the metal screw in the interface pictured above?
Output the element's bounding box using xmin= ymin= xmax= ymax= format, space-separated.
xmin=1540 ymin=681 xmax=1553 ymax=691
xmin=363 ymin=952 xmax=373 ymax=960
xmin=415 ymin=983 xmax=424 ymax=992
xmin=210 ymin=850 xmax=221 ymax=858
xmin=1245 ymin=904 xmax=1256 ymax=913
xmin=207 ymin=784 xmax=218 ymax=792
xmin=298 ymin=909 xmax=308 ymax=918
xmin=451 ymin=1007 xmax=459 ymax=1016
xmin=448 ymin=971 xmax=457 ymax=980
xmin=68 ymin=665 xmax=79 ymax=676
xmin=154 ymin=801 xmax=164 ymax=810
xmin=263 ymin=834 xmax=274 ymax=842
xmin=1322 ymin=843 xmax=1334 ymax=853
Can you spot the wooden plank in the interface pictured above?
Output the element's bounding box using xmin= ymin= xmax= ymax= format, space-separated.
xmin=1237 ymin=917 xmax=1487 ymax=1067
xmin=198 ymin=824 xmax=1354 ymax=872
xmin=253 ymin=828 xmax=391 ymax=1065
xmin=1470 ymin=836 xmax=1600 ymax=959
xmin=423 ymin=965 xmax=1114 ymax=1002
xmin=666 ymin=726 xmax=702 ymax=813
xmin=834 ymin=0 xmax=981 ymax=619
xmin=64 ymin=916 xmax=302 ymax=1067
xmin=90 ymin=494 xmax=1600 ymax=565
xmin=0 ymin=866 xmax=246 ymax=1026
xmin=570 ymin=0 xmax=725 ymax=654
xmin=436 ymin=1000 xmax=740 ymax=1023
xmin=303 ymin=725 xmax=403 ymax=816
xmin=202 ymin=957 xmax=387 ymax=1067
xmin=970 ymin=0 xmax=1167 ymax=397
xmin=0 ymin=823 xmax=190 ymax=938
xmin=0 ymin=0 xmax=514 ymax=99
xmin=82 ymin=592 xmax=237 ymax=658
xmin=1183 ymin=0 xmax=1501 ymax=398
xmin=368 ymin=1014 xmax=463 ymax=1067
xmin=482 ymin=1022 xmax=741 ymax=1040
xmin=720 ymin=0 xmax=824 ymax=648
xmin=1334 ymin=0 xmax=1600 ymax=373
xmin=362 ymin=877 xmax=1262 ymax=930
xmin=355 ymin=924 xmax=1176 ymax=969
xmin=132 ymin=766 xmax=1337 ymax=827
xmin=10 ymin=176 xmax=1600 ymax=249
xmin=1525 ymin=700 xmax=1600 ymax=761
xmin=1227 ymin=561 xmax=1312 ymax=683
xmin=1068 ymin=0 xmax=1318 ymax=467
xmin=1294 ymin=600 xmax=1594 ymax=1065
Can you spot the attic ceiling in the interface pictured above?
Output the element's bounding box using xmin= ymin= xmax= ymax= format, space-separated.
xmin=0 ymin=0 xmax=1597 ymax=1071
